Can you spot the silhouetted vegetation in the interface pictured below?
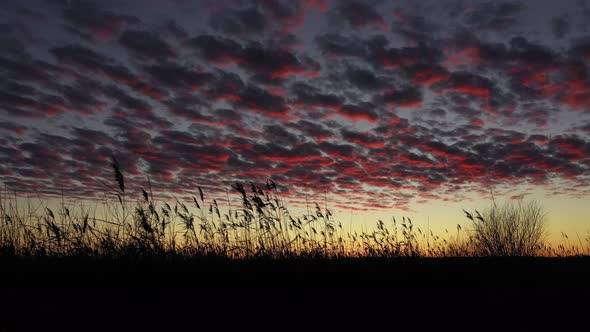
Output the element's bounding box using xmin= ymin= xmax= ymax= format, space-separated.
xmin=463 ymin=200 xmax=547 ymax=256
xmin=0 ymin=160 xmax=587 ymax=259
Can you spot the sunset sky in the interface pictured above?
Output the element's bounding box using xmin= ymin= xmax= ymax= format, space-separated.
xmin=1 ymin=0 xmax=589 ymax=240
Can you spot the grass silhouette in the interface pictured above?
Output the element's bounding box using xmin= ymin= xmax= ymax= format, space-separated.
xmin=0 ymin=159 xmax=586 ymax=259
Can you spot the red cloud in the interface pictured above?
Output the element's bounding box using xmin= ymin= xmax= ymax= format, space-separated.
xmin=92 ymin=18 xmax=129 ymax=41
xmin=336 ymin=112 xmax=377 ymax=123
xmin=270 ymin=66 xmax=320 ymax=79
xmin=343 ymin=130 xmax=386 ymax=149
xmin=453 ymin=85 xmax=490 ymax=99
xmin=399 ymin=153 xmax=437 ymax=167
xmin=383 ymin=54 xmax=417 ymax=69
xmin=551 ymin=137 xmax=589 ymax=161
xmin=332 ymin=104 xmax=378 ymax=123
xmin=306 ymin=0 xmax=328 ymax=12
xmin=253 ymin=104 xmax=294 ymax=120
xmin=417 ymin=141 xmax=466 ymax=162
xmin=413 ymin=68 xmax=449 ymax=86
xmin=444 ymin=46 xmax=480 ymax=67
xmin=562 ymin=79 xmax=590 ymax=110
xmin=470 ymin=119 xmax=484 ymax=127
xmin=458 ymin=160 xmax=485 ymax=174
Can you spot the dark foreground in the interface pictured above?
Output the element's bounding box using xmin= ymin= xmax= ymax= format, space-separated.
xmin=1 ymin=256 xmax=588 ymax=328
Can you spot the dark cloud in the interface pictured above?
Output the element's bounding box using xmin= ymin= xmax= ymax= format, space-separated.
xmin=143 ymin=63 xmax=213 ymax=91
xmin=235 ymin=84 xmax=290 ymax=119
xmin=247 ymin=141 xmax=327 ymax=166
xmin=369 ymin=42 xmax=443 ymax=69
xmin=259 ymin=0 xmax=306 ymax=32
xmin=433 ymin=71 xmax=494 ymax=100
xmin=391 ymin=11 xmax=436 ymax=42
xmin=1 ymin=81 xmax=38 ymax=96
xmin=551 ymin=15 xmax=571 ymax=39
xmin=0 ymin=3 xmax=46 ymax=20
xmin=213 ymin=108 xmax=243 ymax=125
xmin=405 ymin=64 xmax=449 ymax=87
xmin=119 ymin=29 xmax=175 ymax=61
xmin=187 ymin=34 xmax=242 ymax=64
xmin=51 ymin=43 xmax=112 ymax=69
xmin=0 ymin=90 xmax=40 ymax=118
xmin=429 ymin=108 xmax=447 ymax=118
xmin=339 ymin=103 xmax=380 ymax=123
xmin=204 ymin=70 xmax=245 ymax=102
xmin=519 ymin=103 xmax=552 ymax=127
xmin=508 ymin=36 xmax=558 ymax=68
xmin=464 ymin=1 xmax=526 ymax=32
xmin=102 ymin=84 xmax=149 ymax=112
xmin=0 ymin=29 xmax=30 ymax=58
xmin=56 ymin=0 xmax=140 ymax=40
xmin=570 ymin=36 xmax=590 ymax=58
xmin=573 ymin=121 xmax=590 ymax=134
xmin=160 ymin=20 xmax=188 ymax=40
xmin=238 ymin=41 xmax=321 ymax=80
xmin=71 ymin=127 xmax=113 ymax=146
xmin=377 ymin=86 xmax=423 ymax=108
xmin=263 ymin=124 xmax=301 ymax=146
xmin=319 ymin=141 xmax=356 ymax=161
xmin=346 ymin=68 xmax=384 ymax=90
xmin=289 ymin=120 xmax=335 ymax=142
xmin=162 ymin=95 xmax=211 ymax=123
xmin=341 ymin=129 xmax=385 ymax=149
xmin=290 ymin=82 xmax=342 ymax=109
xmin=101 ymin=85 xmax=169 ymax=126
xmin=314 ymin=33 xmax=366 ymax=58
xmin=549 ymin=135 xmax=590 ymax=162
xmin=0 ymin=56 xmax=53 ymax=82
xmin=54 ymin=78 xmax=106 ymax=114
xmin=189 ymin=35 xmax=320 ymax=80
xmin=209 ymin=6 xmax=267 ymax=36
xmin=51 ymin=44 xmax=166 ymax=100
xmin=266 ymin=33 xmax=303 ymax=50
xmin=0 ymin=121 xmax=27 ymax=135
xmin=333 ymin=1 xmax=385 ymax=28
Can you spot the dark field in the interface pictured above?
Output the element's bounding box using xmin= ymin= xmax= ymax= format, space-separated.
xmin=3 ymin=256 xmax=589 ymax=302
xmin=1 ymin=256 xmax=588 ymax=330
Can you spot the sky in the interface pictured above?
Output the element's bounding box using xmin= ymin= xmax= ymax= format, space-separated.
xmin=0 ymin=0 xmax=589 ymax=240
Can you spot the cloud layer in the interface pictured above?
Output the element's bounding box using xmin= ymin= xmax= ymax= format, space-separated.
xmin=1 ymin=0 xmax=589 ymax=210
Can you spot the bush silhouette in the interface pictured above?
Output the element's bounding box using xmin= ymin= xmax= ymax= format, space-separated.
xmin=464 ymin=199 xmax=547 ymax=256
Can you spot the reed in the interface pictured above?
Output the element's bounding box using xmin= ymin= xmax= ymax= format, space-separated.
xmin=0 ymin=160 xmax=584 ymax=259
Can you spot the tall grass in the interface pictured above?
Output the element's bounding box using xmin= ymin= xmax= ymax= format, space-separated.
xmin=0 ymin=161 xmax=585 ymax=258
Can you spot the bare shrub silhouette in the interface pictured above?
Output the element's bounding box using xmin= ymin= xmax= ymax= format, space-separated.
xmin=464 ymin=199 xmax=547 ymax=256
